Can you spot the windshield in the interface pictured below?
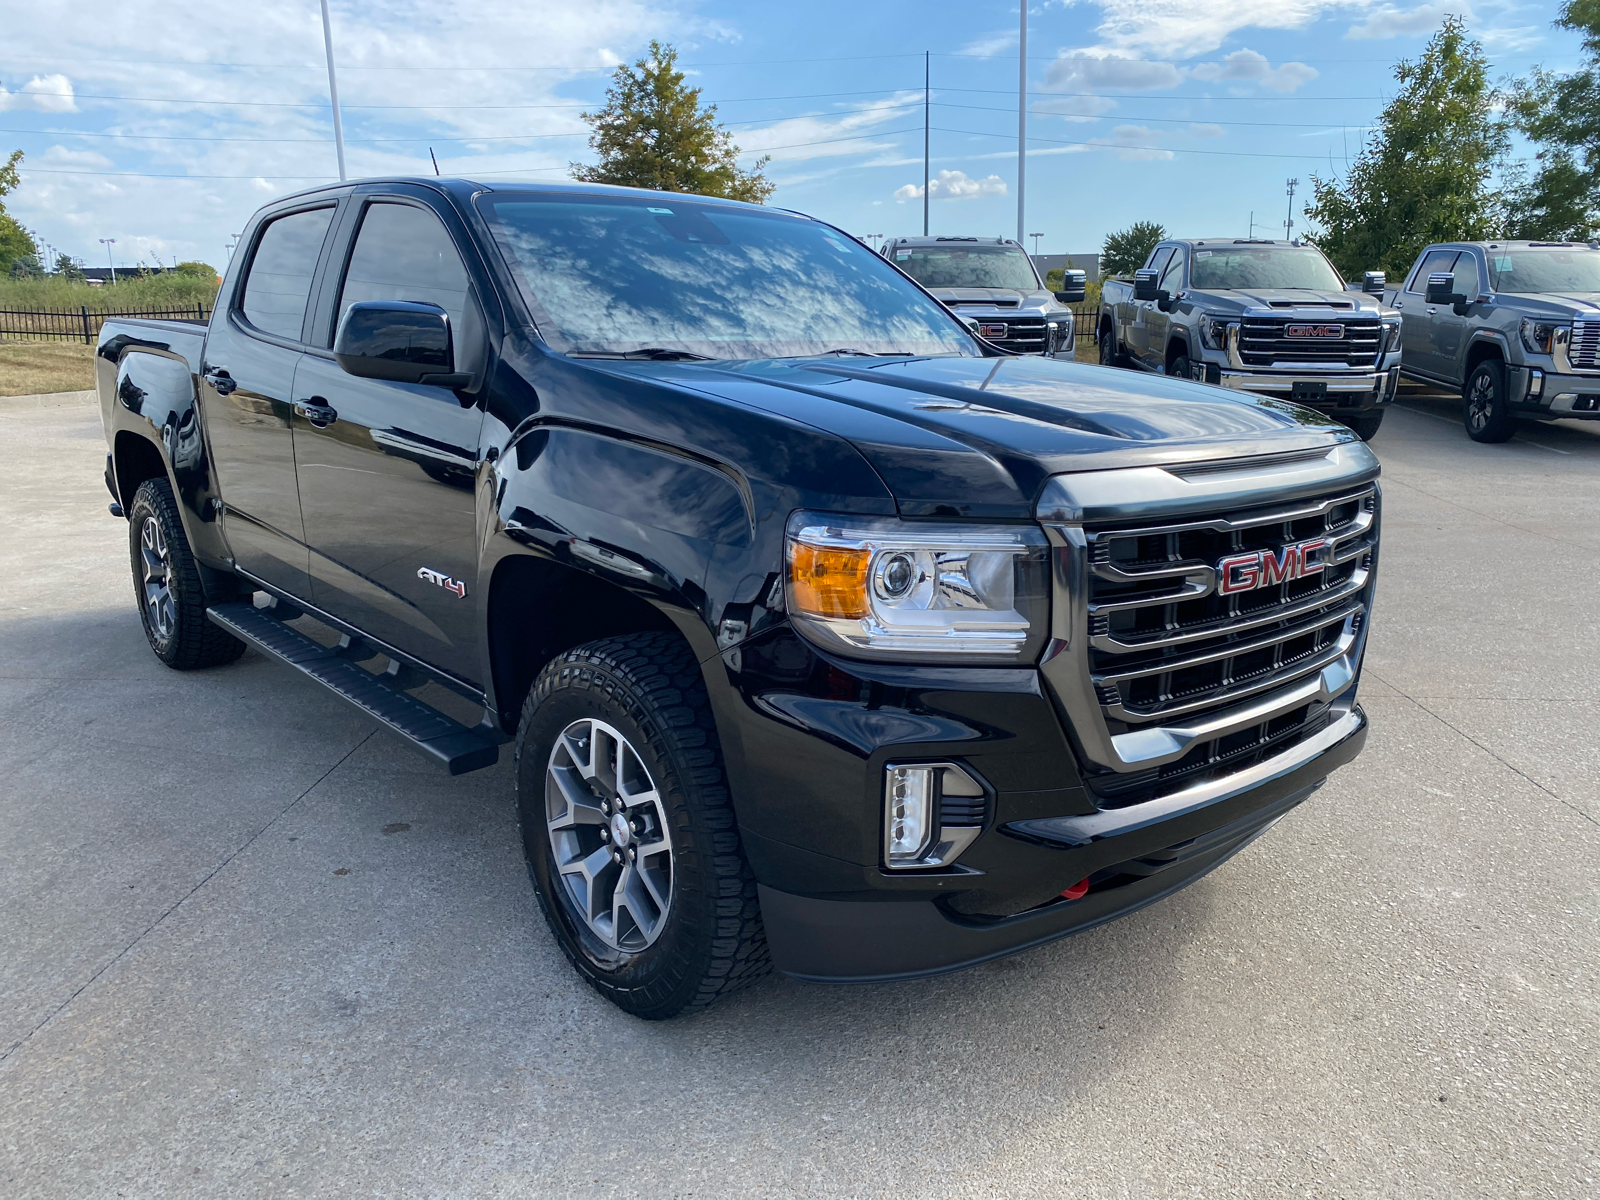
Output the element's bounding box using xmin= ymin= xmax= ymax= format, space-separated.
xmin=1190 ymin=246 xmax=1344 ymax=291
xmin=477 ymin=194 xmax=976 ymax=359
xmin=891 ymin=244 xmax=1041 ymax=290
xmin=1486 ymin=249 xmax=1600 ymax=293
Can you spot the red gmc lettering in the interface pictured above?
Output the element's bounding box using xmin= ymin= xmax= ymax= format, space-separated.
xmin=1217 ymin=537 xmax=1329 ymax=595
xmin=1218 ymin=553 xmax=1262 ymax=594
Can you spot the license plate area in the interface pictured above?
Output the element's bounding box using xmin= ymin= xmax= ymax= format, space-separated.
xmin=1291 ymin=380 xmax=1328 ymax=403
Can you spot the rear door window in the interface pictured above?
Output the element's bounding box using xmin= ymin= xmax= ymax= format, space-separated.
xmin=1407 ymin=249 xmax=1459 ymax=294
xmin=240 ymin=206 xmax=336 ymax=341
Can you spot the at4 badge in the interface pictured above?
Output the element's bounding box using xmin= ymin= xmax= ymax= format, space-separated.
xmin=417 ymin=567 xmax=468 ymax=598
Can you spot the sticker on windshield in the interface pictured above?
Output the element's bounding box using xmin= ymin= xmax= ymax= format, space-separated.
xmin=895 ymin=252 xmax=910 ymax=260
xmin=1197 ymin=250 xmax=1212 ymax=257
xmin=647 ymin=207 xmax=673 ymax=214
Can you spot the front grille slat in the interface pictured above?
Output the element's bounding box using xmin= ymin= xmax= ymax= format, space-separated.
xmin=1572 ymin=319 xmax=1600 ymax=370
xmin=1239 ymin=317 xmax=1382 ymax=368
xmin=1072 ymin=483 xmax=1379 ymax=809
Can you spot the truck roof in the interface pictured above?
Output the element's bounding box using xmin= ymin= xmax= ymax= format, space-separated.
xmin=1416 ymin=239 xmax=1600 ymax=251
xmin=884 ymin=236 xmax=1027 ymax=249
xmin=261 ymin=176 xmax=789 ymax=215
xmin=1175 ymin=239 xmax=1311 ymax=249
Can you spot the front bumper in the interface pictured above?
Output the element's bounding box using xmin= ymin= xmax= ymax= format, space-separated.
xmin=1509 ymin=365 xmax=1600 ymax=420
xmin=758 ymin=704 xmax=1367 ymax=982
xmin=1212 ymin=366 xmax=1401 ymax=411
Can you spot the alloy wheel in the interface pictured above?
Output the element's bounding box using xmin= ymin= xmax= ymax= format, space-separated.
xmin=545 ymin=717 xmax=674 ymax=953
xmin=139 ymin=516 xmax=176 ymax=639
xmin=1467 ymin=372 xmax=1494 ymax=433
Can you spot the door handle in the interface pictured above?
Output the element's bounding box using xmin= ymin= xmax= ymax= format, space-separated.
xmin=203 ymin=368 xmax=236 ymax=396
xmin=1393 ymin=301 xmax=1404 ymax=309
xmin=1426 ymin=307 xmax=1437 ymax=316
xmin=294 ymin=399 xmax=338 ymax=427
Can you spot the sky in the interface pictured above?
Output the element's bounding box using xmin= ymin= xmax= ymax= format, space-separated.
xmin=0 ymin=0 xmax=1584 ymax=273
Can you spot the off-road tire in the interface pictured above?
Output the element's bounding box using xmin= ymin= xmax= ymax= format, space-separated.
xmin=128 ymin=477 xmax=247 ymax=670
xmin=515 ymin=632 xmax=769 ymax=1019
xmin=1464 ymin=360 xmax=1516 ymax=443
xmin=1345 ymin=411 xmax=1384 ymax=441
xmin=1170 ymin=354 xmax=1195 ymax=383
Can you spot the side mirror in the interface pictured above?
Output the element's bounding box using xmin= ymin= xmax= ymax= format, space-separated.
xmin=1363 ymin=271 xmax=1386 ymax=295
xmin=1133 ymin=269 xmax=1160 ymax=302
xmin=1054 ymin=269 xmax=1087 ymax=304
xmin=333 ymin=300 xmax=466 ymax=387
xmin=1425 ymin=272 xmax=1458 ymax=307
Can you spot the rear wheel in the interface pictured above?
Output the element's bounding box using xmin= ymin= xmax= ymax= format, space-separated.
xmin=515 ymin=632 xmax=769 ymax=1019
xmin=1345 ymin=411 xmax=1384 ymax=441
xmin=1464 ymin=360 xmax=1516 ymax=443
xmin=127 ymin=477 xmax=246 ymax=670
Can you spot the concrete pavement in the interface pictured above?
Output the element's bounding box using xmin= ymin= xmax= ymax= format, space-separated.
xmin=1 ymin=388 xmax=1595 ymax=1197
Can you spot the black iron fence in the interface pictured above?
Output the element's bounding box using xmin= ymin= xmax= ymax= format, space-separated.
xmin=0 ymin=304 xmax=213 ymax=344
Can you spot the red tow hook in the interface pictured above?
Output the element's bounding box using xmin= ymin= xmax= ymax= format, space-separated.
xmin=1061 ymin=877 xmax=1090 ymax=901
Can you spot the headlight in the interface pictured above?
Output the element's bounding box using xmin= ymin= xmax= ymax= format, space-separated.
xmin=1520 ymin=318 xmax=1560 ymax=354
xmin=785 ymin=513 xmax=1049 ymax=662
xmin=1383 ymin=321 xmax=1402 ymax=352
xmin=1199 ymin=315 xmax=1232 ymax=350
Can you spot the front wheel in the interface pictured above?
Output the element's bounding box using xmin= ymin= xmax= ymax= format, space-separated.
xmin=515 ymin=632 xmax=769 ymax=1019
xmin=1098 ymin=325 xmax=1123 ymax=367
xmin=127 ymin=477 xmax=246 ymax=670
xmin=1464 ymin=361 xmax=1516 ymax=443
xmin=1345 ymin=411 xmax=1384 ymax=441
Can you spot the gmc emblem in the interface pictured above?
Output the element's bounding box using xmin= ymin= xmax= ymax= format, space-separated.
xmin=1218 ymin=538 xmax=1328 ymax=594
xmin=978 ymin=323 xmax=1008 ymax=339
xmin=1284 ymin=324 xmax=1343 ymax=339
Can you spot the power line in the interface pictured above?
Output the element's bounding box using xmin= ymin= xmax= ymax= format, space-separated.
xmin=932 ymin=125 xmax=1363 ymax=161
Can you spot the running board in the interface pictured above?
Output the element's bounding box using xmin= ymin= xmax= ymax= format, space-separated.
xmin=206 ymin=601 xmax=502 ymax=775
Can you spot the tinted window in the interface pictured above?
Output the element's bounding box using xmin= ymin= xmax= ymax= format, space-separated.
xmin=1158 ymin=251 xmax=1184 ymax=292
xmin=1486 ymin=249 xmax=1600 ymax=293
xmin=1407 ymin=249 xmax=1459 ymax=294
xmin=892 ymin=244 xmax=1040 ymax=290
xmin=1189 ymin=247 xmax=1342 ymax=291
xmin=240 ymin=207 xmax=335 ymax=340
xmin=479 ymin=194 xmax=974 ymax=359
xmin=1145 ymin=247 xmax=1174 ymax=278
xmin=1452 ymin=253 xmax=1481 ymax=298
xmin=338 ymin=202 xmax=483 ymax=371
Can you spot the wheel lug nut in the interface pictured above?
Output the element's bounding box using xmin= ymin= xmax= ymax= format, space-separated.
xmin=599 ymin=827 xmax=609 ymax=842
xmin=631 ymin=819 xmax=644 ymax=834
xmin=612 ymin=850 xmax=622 ymax=864
xmin=628 ymin=846 xmax=637 ymax=861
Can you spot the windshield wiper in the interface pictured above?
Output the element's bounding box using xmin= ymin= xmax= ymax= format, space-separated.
xmin=567 ymin=348 xmax=715 ymax=361
xmin=779 ymin=348 xmax=884 ymax=358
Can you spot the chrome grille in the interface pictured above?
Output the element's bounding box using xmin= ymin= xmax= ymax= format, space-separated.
xmin=1040 ymin=466 xmax=1380 ymax=811
xmin=1239 ymin=317 xmax=1382 ymax=368
xmin=980 ymin=317 xmax=1048 ymax=355
xmin=1570 ymin=319 xmax=1600 ymax=369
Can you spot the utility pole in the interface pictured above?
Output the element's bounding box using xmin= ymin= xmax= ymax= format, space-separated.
xmin=1284 ymin=179 xmax=1298 ymax=241
xmin=99 ymin=238 xmax=117 ymax=284
xmin=923 ymin=51 xmax=930 ymax=237
xmin=1016 ymin=1 xmax=1027 ymax=245
xmin=1030 ymin=232 xmax=1043 ymax=256
xmin=320 ymin=0 xmax=348 ymax=181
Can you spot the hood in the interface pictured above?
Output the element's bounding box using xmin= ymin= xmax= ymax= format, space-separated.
xmin=617 ymin=354 xmax=1359 ymax=519
xmin=1185 ymin=288 xmax=1392 ymax=317
xmin=1495 ymin=292 xmax=1600 ymax=318
xmin=926 ymin=287 xmax=1060 ymax=313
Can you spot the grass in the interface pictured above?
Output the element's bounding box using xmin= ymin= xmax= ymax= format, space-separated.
xmin=0 ymin=272 xmax=219 ymax=312
xmin=0 ymin=342 xmax=96 ymax=397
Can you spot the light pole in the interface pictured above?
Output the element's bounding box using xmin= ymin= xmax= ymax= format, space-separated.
xmin=1284 ymin=179 xmax=1298 ymax=241
xmin=320 ymin=0 xmax=348 ymax=181
xmin=1030 ymin=232 xmax=1043 ymax=256
xmin=1016 ymin=1 xmax=1027 ymax=245
xmin=922 ymin=51 xmax=930 ymax=237
xmin=99 ymin=238 xmax=117 ymax=284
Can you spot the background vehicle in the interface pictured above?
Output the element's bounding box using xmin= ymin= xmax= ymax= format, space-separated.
xmin=882 ymin=235 xmax=1084 ymax=357
xmin=1097 ymin=238 xmax=1402 ymax=440
xmin=97 ymin=179 xmax=1378 ymax=1019
xmin=1385 ymin=240 xmax=1600 ymax=442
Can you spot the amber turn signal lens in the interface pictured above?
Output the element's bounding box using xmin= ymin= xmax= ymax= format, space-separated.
xmin=787 ymin=541 xmax=870 ymax=620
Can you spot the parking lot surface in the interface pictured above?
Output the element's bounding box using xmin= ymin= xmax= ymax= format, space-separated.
xmin=1 ymin=387 xmax=1596 ymax=1198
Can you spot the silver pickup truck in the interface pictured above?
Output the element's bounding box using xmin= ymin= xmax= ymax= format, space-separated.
xmin=1097 ymin=239 xmax=1403 ymax=440
xmin=1384 ymin=240 xmax=1600 ymax=442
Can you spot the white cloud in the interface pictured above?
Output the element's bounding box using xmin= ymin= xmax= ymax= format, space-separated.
xmin=1191 ymin=49 xmax=1318 ymax=92
xmin=1044 ymin=53 xmax=1183 ymax=91
xmin=1346 ymin=3 xmax=1469 ymax=39
xmin=737 ymin=92 xmax=923 ymax=162
xmin=38 ymin=145 xmax=111 ymax=169
xmin=1082 ymin=0 xmax=1373 ymax=57
xmin=1099 ymin=125 xmax=1174 ymax=160
xmin=1033 ymin=94 xmax=1118 ymax=121
xmin=1479 ymin=24 xmax=1542 ymax=51
xmin=960 ymin=29 xmax=1019 ymax=58
xmin=1190 ymin=123 xmax=1226 ymax=138
xmin=894 ymin=170 xmax=1008 ymax=201
xmin=0 ymin=74 xmax=77 ymax=112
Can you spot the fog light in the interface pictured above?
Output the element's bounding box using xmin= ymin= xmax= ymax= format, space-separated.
xmin=885 ymin=765 xmax=935 ymax=865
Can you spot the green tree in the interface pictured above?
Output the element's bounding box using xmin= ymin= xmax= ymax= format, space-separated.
xmin=0 ymin=149 xmax=40 ymax=274
xmin=1306 ymin=18 xmax=1506 ymax=277
xmin=52 ymin=252 xmax=85 ymax=281
xmin=1506 ymin=0 xmax=1600 ymax=239
xmin=572 ymin=41 xmax=773 ymax=203
xmin=175 ymin=260 xmax=219 ymax=279
xmin=1101 ymin=221 xmax=1167 ymax=277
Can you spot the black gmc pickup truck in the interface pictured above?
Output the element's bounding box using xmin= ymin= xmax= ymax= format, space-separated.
xmin=97 ymin=179 xmax=1379 ymax=1018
